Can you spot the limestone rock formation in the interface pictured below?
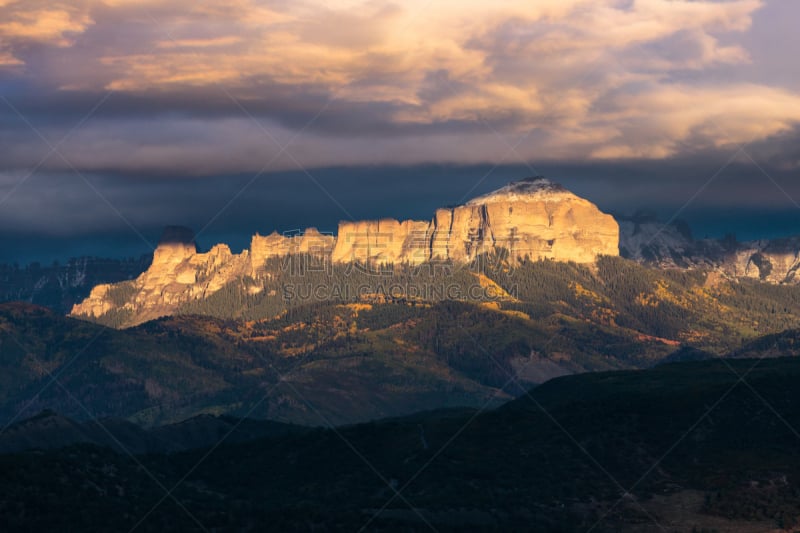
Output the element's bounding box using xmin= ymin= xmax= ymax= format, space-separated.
xmin=152 ymin=226 xmax=196 ymax=265
xmin=331 ymin=219 xmax=431 ymax=265
xmin=71 ymin=177 xmax=620 ymax=327
xmin=438 ymin=178 xmax=619 ymax=264
xmin=330 ymin=177 xmax=619 ymax=265
xmin=71 ymin=225 xmax=338 ymax=325
xmin=250 ymin=228 xmax=334 ymax=275
xmin=73 ymin=227 xmax=246 ymax=324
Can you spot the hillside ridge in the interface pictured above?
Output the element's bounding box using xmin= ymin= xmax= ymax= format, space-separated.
xmin=71 ymin=177 xmax=619 ymax=325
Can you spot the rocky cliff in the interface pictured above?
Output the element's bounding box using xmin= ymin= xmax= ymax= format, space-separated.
xmin=723 ymin=238 xmax=800 ymax=283
xmin=71 ymin=177 xmax=619 ymax=326
xmin=619 ymin=215 xmax=800 ymax=283
xmin=330 ymin=178 xmax=619 ymax=265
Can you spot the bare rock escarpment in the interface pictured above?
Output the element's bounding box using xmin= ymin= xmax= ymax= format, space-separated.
xmin=330 ymin=178 xmax=619 ymax=265
xmin=435 ymin=179 xmax=618 ymax=264
xmin=249 ymin=229 xmax=335 ymax=275
xmin=71 ymin=177 xmax=619 ymax=326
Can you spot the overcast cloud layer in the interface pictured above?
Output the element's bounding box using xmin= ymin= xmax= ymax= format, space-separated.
xmin=0 ymin=0 xmax=798 ymax=261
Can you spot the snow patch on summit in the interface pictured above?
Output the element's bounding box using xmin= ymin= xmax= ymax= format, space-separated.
xmin=466 ymin=177 xmax=575 ymax=205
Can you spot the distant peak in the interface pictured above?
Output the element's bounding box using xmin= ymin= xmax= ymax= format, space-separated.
xmin=465 ymin=176 xmax=571 ymax=205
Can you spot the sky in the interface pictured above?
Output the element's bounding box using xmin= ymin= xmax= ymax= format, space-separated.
xmin=0 ymin=0 xmax=798 ymax=262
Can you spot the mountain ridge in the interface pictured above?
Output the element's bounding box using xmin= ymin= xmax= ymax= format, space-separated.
xmin=5 ymin=251 xmax=800 ymax=426
xmin=71 ymin=177 xmax=619 ymax=326
xmin=617 ymin=214 xmax=800 ymax=283
xmin=4 ymin=355 xmax=800 ymax=531
xmin=0 ymin=409 xmax=305 ymax=455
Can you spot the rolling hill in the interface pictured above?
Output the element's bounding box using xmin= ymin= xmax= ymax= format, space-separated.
xmin=4 ymin=255 xmax=800 ymax=428
xmin=3 ymin=356 xmax=800 ymax=531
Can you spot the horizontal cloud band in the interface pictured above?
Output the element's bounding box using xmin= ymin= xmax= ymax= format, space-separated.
xmin=0 ymin=0 xmax=798 ymax=174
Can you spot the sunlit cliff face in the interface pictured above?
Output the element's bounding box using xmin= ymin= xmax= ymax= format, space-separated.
xmin=70 ymin=178 xmax=620 ymax=326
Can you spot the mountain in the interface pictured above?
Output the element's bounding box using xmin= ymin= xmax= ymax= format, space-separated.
xmin=7 ymin=252 xmax=800 ymax=427
xmin=334 ymin=177 xmax=618 ymax=264
xmin=0 ymin=255 xmax=150 ymax=313
xmin=70 ymin=177 xmax=619 ymax=327
xmin=3 ymin=178 xmax=797 ymax=324
xmin=0 ymin=410 xmax=304 ymax=454
xmin=4 ymin=356 xmax=800 ymax=532
xmin=728 ymin=236 xmax=800 ymax=283
xmin=0 ymin=301 xmax=516 ymax=426
xmin=618 ymin=211 xmax=726 ymax=268
xmin=619 ymin=212 xmax=800 ymax=283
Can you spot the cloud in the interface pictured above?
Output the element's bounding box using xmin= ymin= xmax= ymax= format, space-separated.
xmin=588 ymin=83 xmax=800 ymax=159
xmin=0 ymin=0 xmax=797 ymax=176
xmin=0 ymin=2 xmax=92 ymax=44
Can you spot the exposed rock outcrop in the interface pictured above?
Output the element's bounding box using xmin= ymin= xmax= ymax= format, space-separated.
xmin=618 ymin=214 xmax=728 ymax=269
xmin=71 ymin=177 xmax=620 ymax=326
xmin=446 ymin=179 xmax=619 ymax=264
xmin=726 ymin=238 xmax=800 ymax=283
xmin=250 ymin=228 xmax=334 ymax=275
xmin=330 ymin=178 xmax=619 ymax=265
xmin=619 ymin=215 xmax=800 ymax=283
xmin=75 ymin=227 xmax=247 ymax=324
xmin=152 ymin=226 xmax=196 ymax=264
xmin=331 ymin=219 xmax=431 ymax=265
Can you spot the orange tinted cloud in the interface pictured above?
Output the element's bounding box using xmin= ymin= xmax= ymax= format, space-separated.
xmin=2 ymin=0 xmax=798 ymax=169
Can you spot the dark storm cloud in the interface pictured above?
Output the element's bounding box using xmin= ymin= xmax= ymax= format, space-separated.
xmin=0 ymin=81 xmax=470 ymax=138
xmin=1 ymin=153 xmax=798 ymax=264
